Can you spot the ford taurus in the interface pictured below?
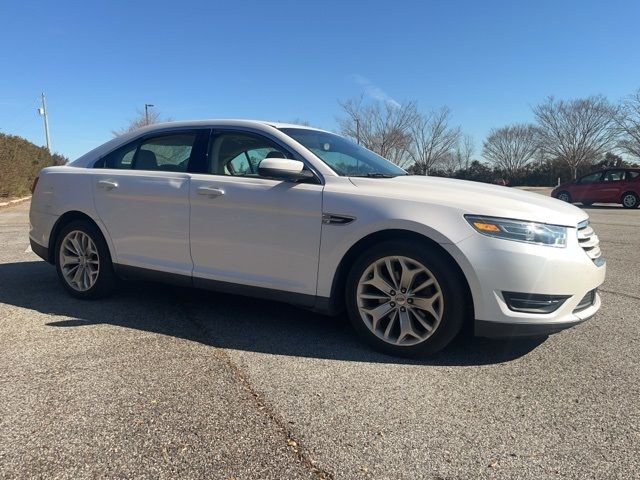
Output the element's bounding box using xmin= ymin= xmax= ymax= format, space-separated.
xmin=29 ymin=120 xmax=605 ymax=356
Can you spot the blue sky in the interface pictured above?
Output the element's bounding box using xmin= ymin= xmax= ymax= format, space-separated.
xmin=1 ymin=0 xmax=639 ymax=160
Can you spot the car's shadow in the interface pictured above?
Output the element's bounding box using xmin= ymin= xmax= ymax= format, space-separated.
xmin=0 ymin=260 xmax=546 ymax=366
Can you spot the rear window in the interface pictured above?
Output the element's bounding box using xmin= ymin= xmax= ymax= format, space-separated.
xmin=99 ymin=142 xmax=138 ymax=169
xmin=135 ymin=134 xmax=195 ymax=172
xmin=95 ymin=133 xmax=197 ymax=171
xmin=627 ymin=170 xmax=640 ymax=180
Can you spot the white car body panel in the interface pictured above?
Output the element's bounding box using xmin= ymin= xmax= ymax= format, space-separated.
xmin=92 ymin=170 xmax=192 ymax=275
xmin=29 ymin=119 xmax=605 ymax=338
xmin=189 ymin=173 xmax=322 ymax=295
xmin=29 ymin=167 xmax=116 ymax=257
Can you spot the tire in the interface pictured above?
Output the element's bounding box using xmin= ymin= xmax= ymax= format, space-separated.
xmin=54 ymin=220 xmax=116 ymax=299
xmin=345 ymin=240 xmax=466 ymax=358
xmin=557 ymin=191 xmax=571 ymax=203
xmin=582 ymin=202 xmax=593 ymax=207
xmin=621 ymin=192 xmax=639 ymax=209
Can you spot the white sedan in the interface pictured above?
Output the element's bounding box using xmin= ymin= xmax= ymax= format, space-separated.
xmin=29 ymin=120 xmax=605 ymax=356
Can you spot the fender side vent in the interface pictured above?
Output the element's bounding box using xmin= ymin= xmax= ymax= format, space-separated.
xmin=322 ymin=213 xmax=355 ymax=225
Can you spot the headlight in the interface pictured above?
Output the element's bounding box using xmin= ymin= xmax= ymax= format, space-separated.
xmin=465 ymin=215 xmax=567 ymax=247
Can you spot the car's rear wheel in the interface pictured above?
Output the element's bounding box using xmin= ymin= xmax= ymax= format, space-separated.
xmin=621 ymin=192 xmax=639 ymax=209
xmin=55 ymin=220 xmax=116 ymax=299
xmin=557 ymin=191 xmax=571 ymax=203
xmin=345 ymin=240 xmax=466 ymax=357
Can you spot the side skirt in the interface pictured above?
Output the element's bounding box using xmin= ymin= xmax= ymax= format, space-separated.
xmin=113 ymin=264 xmax=336 ymax=315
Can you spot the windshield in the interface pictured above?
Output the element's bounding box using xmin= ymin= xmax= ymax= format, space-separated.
xmin=280 ymin=128 xmax=406 ymax=177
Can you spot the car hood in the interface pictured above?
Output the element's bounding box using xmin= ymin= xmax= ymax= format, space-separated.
xmin=349 ymin=176 xmax=588 ymax=227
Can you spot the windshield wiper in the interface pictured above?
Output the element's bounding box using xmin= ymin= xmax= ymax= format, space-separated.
xmin=351 ymin=173 xmax=399 ymax=178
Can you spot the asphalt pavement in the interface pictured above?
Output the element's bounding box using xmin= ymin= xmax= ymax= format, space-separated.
xmin=0 ymin=200 xmax=638 ymax=479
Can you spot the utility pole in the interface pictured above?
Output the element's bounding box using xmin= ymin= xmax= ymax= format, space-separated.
xmin=144 ymin=103 xmax=154 ymax=125
xmin=37 ymin=92 xmax=51 ymax=152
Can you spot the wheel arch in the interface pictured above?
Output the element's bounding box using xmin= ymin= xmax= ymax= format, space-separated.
xmin=47 ymin=211 xmax=114 ymax=265
xmin=324 ymin=229 xmax=475 ymax=326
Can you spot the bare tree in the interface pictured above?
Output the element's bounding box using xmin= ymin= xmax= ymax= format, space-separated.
xmin=408 ymin=107 xmax=461 ymax=175
xmin=533 ymin=96 xmax=619 ymax=179
xmin=282 ymin=118 xmax=311 ymax=126
xmin=456 ymin=133 xmax=475 ymax=171
xmin=482 ymin=124 xmax=540 ymax=178
xmin=439 ymin=134 xmax=475 ymax=175
xmin=337 ymin=96 xmax=418 ymax=168
xmin=112 ymin=107 xmax=173 ymax=137
xmin=616 ymin=89 xmax=640 ymax=160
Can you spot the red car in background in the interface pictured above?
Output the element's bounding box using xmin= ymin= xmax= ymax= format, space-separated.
xmin=552 ymin=168 xmax=640 ymax=209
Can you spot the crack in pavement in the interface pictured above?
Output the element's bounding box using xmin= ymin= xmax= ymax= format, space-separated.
xmin=172 ymin=291 xmax=335 ymax=480
xmin=599 ymin=288 xmax=640 ymax=301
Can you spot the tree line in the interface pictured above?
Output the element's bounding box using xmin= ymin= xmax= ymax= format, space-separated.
xmin=336 ymin=90 xmax=640 ymax=185
xmin=0 ymin=133 xmax=66 ymax=198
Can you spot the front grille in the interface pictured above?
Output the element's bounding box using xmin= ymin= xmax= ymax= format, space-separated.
xmin=577 ymin=220 xmax=604 ymax=265
xmin=574 ymin=289 xmax=597 ymax=313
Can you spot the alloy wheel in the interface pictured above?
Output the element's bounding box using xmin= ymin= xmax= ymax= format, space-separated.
xmin=356 ymin=256 xmax=444 ymax=346
xmin=622 ymin=193 xmax=637 ymax=208
xmin=59 ymin=230 xmax=100 ymax=291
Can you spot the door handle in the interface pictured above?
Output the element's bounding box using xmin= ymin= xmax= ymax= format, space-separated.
xmin=97 ymin=179 xmax=118 ymax=189
xmin=197 ymin=186 xmax=225 ymax=197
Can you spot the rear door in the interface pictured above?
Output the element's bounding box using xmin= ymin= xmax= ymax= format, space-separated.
xmin=92 ymin=130 xmax=208 ymax=275
xmin=189 ymin=129 xmax=323 ymax=298
xmin=598 ymin=169 xmax=627 ymax=203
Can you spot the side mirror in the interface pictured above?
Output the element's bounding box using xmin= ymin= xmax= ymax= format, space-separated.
xmin=258 ymin=158 xmax=314 ymax=181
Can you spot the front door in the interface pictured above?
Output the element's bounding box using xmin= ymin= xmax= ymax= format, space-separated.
xmin=189 ymin=130 xmax=323 ymax=298
xmin=572 ymin=171 xmax=604 ymax=202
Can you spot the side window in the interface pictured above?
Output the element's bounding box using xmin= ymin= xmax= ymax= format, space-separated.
xmin=626 ymin=170 xmax=640 ymax=181
xmin=209 ymin=132 xmax=289 ymax=176
xmin=604 ymin=170 xmax=625 ymax=182
xmin=101 ymin=142 xmax=138 ymax=169
xmin=134 ymin=134 xmax=196 ymax=172
xmin=578 ymin=172 xmax=603 ymax=184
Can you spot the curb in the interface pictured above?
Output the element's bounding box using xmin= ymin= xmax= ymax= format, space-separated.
xmin=0 ymin=196 xmax=31 ymax=209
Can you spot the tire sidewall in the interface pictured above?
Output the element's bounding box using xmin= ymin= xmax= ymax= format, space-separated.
xmin=345 ymin=240 xmax=466 ymax=357
xmin=621 ymin=192 xmax=639 ymax=209
xmin=54 ymin=220 xmax=115 ymax=299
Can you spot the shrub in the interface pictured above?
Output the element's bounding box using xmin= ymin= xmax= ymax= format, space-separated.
xmin=0 ymin=133 xmax=67 ymax=198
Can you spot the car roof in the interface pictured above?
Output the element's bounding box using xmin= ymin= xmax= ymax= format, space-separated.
xmin=585 ymin=167 xmax=640 ymax=174
xmin=68 ymin=119 xmax=330 ymax=166
xmin=129 ymin=119 xmax=327 ymax=133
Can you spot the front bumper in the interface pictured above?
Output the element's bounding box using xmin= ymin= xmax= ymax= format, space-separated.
xmin=475 ymin=292 xmax=601 ymax=337
xmin=30 ymin=238 xmax=51 ymax=264
xmin=447 ymin=226 xmax=606 ymax=338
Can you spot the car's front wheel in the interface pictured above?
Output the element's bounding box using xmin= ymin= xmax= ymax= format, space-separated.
xmin=345 ymin=240 xmax=466 ymax=357
xmin=55 ymin=220 xmax=116 ymax=299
